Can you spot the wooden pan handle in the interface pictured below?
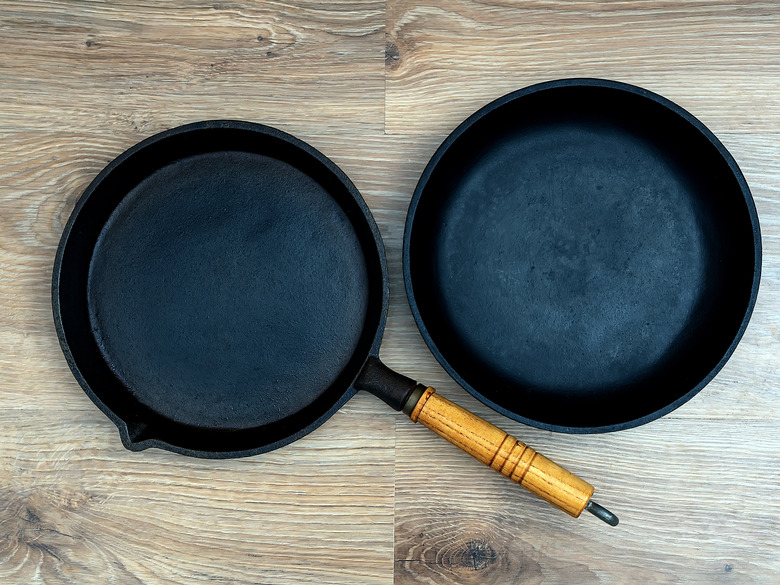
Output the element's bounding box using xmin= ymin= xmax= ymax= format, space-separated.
xmin=405 ymin=387 xmax=594 ymax=518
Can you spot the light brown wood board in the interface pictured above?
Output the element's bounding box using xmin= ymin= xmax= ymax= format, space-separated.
xmin=1 ymin=1 xmax=779 ymax=584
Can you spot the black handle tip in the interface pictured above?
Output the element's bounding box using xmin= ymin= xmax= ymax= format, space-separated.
xmin=585 ymin=500 xmax=619 ymax=526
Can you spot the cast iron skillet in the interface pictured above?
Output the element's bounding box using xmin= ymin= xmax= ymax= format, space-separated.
xmin=404 ymin=78 xmax=761 ymax=433
xmin=54 ymin=120 xmax=401 ymax=457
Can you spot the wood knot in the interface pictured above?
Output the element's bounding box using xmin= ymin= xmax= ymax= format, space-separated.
xmin=0 ymin=489 xmax=128 ymax=581
xmin=385 ymin=43 xmax=401 ymax=67
xmin=395 ymin=512 xmax=550 ymax=584
xmin=458 ymin=540 xmax=498 ymax=571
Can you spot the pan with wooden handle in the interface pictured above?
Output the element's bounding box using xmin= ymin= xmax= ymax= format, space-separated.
xmin=53 ymin=81 xmax=760 ymax=527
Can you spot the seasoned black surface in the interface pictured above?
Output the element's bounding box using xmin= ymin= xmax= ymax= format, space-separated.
xmin=88 ymin=151 xmax=368 ymax=429
xmin=405 ymin=80 xmax=760 ymax=432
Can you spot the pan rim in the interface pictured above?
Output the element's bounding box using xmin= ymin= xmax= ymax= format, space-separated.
xmin=53 ymin=120 xmax=389 ymax=457
xmin=402 ymin=77 xmax=762 ymax=433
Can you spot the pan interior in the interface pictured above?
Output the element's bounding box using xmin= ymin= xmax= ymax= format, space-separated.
xmin=407 ymin=85 xmax=758 ymax=430
xmin=57 ymin=125 xmax=384 ymax=454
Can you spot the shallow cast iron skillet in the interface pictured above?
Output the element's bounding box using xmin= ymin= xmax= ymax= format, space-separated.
xmin=53 ymin=79 xmax=759 ymax=523
xmin=404 ymin=78 xmax=761 ymax=433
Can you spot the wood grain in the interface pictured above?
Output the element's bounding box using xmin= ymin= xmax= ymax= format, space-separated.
xmin=394 ymin=414 xmax=780 ymax=585
xmin=386 ymin=0 xmax=780 ymax=136
xmin=0 ymin=0 xmax=385 ymax=135
xmin=0 ymin=407 xmax=395 ymax=584
xmin=1 ymin=1 xmax=779 ymax=584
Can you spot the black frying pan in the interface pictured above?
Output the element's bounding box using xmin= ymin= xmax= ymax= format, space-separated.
xmin=404 ymin=78 xmax=761 ymax=433
xmin=54 ymin=120 xmax=397 ymax=457
xmin=52 ymin=79 xmax=759 ymax=524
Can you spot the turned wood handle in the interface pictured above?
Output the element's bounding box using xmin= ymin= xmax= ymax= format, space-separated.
xmin=406 ymin=387 xmax=594 ymax=517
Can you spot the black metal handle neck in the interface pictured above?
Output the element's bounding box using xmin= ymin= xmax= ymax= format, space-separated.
xmin=354 ymin=356 xmax=418 ymax=411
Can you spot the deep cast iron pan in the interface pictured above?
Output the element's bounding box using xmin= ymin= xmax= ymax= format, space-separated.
xmin=53 ymin=118 xmax=618 ymax=523
xmin=404 ymin=78 xmax=761 ymax=433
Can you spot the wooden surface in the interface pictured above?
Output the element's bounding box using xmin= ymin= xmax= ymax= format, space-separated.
xmin=1 ymin=1 xmax=779 ymax=584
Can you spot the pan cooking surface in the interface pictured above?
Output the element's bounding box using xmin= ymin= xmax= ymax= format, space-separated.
xmin=430 ymin=122 xmax=705 ymax=390
xmin=88 ymin=151 xmax=369 ymax=429
xmin=405 ymin=81 xmax=760 ymax=431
